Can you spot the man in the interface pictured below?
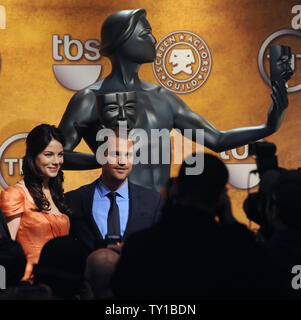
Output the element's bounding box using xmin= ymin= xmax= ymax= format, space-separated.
xmin=66 ymin=132 xmax=163 ymax=252
xmin=59 ymin=8 xmax=293 ymax=192
xmin=247 ymin=169 xmax=301 ymax=299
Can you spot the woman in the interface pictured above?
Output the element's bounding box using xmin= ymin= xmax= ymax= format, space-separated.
xmin=0 ymin=124 xmax=70 ymax=281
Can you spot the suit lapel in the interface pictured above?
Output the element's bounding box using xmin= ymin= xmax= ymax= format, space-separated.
xmin=84 ymin=179 xmax=104 ymax=240
xmin=124 ymin=182 xmax=140 ymax=238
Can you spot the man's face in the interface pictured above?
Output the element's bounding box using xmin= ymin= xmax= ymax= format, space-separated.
xmin=97 ymin=92 xmax=137 ymax=130
xmin=102 ymin=136 xmax=134 ymax=184
xmin=120 ymin=17 xmax=157 ymax=63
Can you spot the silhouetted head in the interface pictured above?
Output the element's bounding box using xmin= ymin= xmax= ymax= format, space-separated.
xmin=0 ymin=238 xmax=27 ymax=287
xmin=178 ymin=153 xmax=229 ymax=206
xmin=100 ymin=9 xmax=156 ymax=62
xmin=85 ymin=248 xmax=120 ymax=299
xmin=33 ymin=236 xmax=88 ymax=299
xmin=267 ymin=170 xmax=301 ymax=230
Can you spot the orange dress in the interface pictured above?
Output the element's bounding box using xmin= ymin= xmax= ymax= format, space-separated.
xmin=0 ymin=185 xmax=70 ymax=280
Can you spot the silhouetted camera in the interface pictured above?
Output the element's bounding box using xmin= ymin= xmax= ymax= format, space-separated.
xmin=95 ymin=235 xmax=122 ymax=249
xmin=105 ymin=235 xmax=122 ymax=246
xmin=248 ymin=141 xmax=278 ymax=176
xmin=243 ymin=141 xmax=281 ymax=228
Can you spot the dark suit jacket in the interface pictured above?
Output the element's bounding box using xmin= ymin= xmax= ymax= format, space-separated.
xmin=65 ymin=180 xmax=163 ymax=252
xmin=0 ymin=208 xmax=11 ymax=239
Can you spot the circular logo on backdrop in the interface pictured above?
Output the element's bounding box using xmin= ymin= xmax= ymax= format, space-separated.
xmin=153 ymin=31 xmax=212 ymax=94
xmin=0 ymin=133 xmax=27 ymax=188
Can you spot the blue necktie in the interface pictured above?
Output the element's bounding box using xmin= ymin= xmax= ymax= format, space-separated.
xmin=107 ymin=192 xmax=121 ymax=237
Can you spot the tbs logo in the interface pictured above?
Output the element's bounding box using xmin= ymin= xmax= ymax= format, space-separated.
xmin=52 ymin=35 xmax=102 ymax=91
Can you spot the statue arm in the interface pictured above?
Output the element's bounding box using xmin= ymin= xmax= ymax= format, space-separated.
xmin=58 ymin=89 xmax=101 ymax=170
xmin=170 ymin=81 xmax=288 ymax=153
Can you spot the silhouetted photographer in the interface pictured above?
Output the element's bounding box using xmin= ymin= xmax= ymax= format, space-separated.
xmin=244 ymin=141 xmax=301 ymax=244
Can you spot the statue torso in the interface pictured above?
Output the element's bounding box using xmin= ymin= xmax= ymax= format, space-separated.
xmin=84 ymin=79 xmax=176 ymax=191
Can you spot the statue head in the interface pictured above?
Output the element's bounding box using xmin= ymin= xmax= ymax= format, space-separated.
xmin=100 ymin=9 xmax=156 ymax=63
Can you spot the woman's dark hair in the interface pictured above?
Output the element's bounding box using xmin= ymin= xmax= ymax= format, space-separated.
xmin=22 ymin=124 xmax=71 ymax=215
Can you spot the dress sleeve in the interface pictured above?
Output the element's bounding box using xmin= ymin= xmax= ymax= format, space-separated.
xmin=0 ymin=186 xmax=25 ymax=218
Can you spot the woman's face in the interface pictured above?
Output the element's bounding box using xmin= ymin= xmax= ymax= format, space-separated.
xmin=35 ymin=139 xmax=64 ymax=180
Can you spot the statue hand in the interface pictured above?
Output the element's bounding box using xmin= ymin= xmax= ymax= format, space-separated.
xmin=266 ymin=80 xmax=288 ymax=131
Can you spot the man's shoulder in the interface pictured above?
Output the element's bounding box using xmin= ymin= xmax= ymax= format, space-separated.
xmin=129 ymin=182 xmax=160 ymax=195
xmin=129 ymin=183 xmax=162 ymax=202
xmin=65 ymin=179 xmax=98 ymax=198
